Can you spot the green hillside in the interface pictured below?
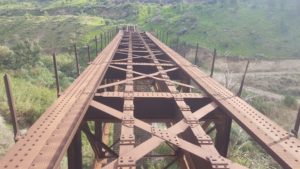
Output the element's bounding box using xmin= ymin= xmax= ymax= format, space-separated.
xmin=0 ymin=0 xmax=300 ymax=58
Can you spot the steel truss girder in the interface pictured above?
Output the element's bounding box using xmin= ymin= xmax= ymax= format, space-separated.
xmin=108 ymin=65 xmax=195 ymax=89
xmin=90 ymin=100 xmax=246 ymax=169
xmin=147 ymin=32 xmax=300 ymax=169
xmin=2 ymin=28 xmax=299 ymax=169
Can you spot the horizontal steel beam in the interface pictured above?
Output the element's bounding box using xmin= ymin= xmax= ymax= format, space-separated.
xmin=95 ymin=91 xmax=205 ymax=99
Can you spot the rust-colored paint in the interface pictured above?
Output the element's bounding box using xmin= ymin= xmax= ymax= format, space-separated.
xmin=1 ymin=26 xmax=300 ymax=169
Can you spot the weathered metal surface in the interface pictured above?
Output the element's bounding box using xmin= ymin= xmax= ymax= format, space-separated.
xmin=147 ymin=32 xmax=300 ymax=169
xmin=0 ymin=31 xmax=122 ymax=169
xmin=1 ymin=26 xmax=300 ymax=169
xmin=95 ymin=91 xmax=204 ymax=99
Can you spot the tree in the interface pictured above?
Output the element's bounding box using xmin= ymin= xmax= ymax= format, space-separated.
xmin=11 ymin=39 xmax=41 ymax=69
xmin=0 ymin=45 xmax=14 ymax=69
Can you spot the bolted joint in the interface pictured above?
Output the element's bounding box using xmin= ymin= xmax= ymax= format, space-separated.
xmin=184 ymin=115 xmax=199 ymax=128
xmin=207 ymin=156 xmax=229 ymax=169
xmin=117 ymin=156 xmax=135 ymax=168
xmin=195 ymin=134 xmax=213 ymax=145
xmin=151 ymin=127 xmax=180 ymax=146
xmin=122 ymin=114 xmax=134 ymax=127
xmin=120 ymin=134 xmax=135 ymax=145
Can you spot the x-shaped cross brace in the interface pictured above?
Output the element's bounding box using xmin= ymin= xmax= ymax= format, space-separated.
xmin=90 ymin=100 xmax=247 ymax=169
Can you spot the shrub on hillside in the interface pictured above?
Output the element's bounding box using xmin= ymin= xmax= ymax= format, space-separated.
xmin=11 ymin=39 xmax=41 ymax=69
xmin=0 ymin=46 xmax=14 ymax=69
xmin=0 ymin=74 xmax=56 ymax=127
xmin=283 ymin=95 xmax=297 ymax=108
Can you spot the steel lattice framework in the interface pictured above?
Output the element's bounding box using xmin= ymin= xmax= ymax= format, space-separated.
xmin=1 ymin=26 xmax=300 ymax=169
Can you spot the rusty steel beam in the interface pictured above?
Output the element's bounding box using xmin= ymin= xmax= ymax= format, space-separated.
xmin=147 ymin=32 xmax=300 ymax=169
xmin=91 ymin=29 xmax=247 ymax=169
xmin=117 ymin=31 xmax=136 ymax=168
xmin=110 ymin=62 xmax=175 ymax=66
xmin=2 ymin=27 xmax=300 ymax=169
xmin=81 ymin=122 xmax=102 ymax=159
xmin=214 ymin=113 xmax=232 ymax=157
xmin=95 ymin=91 xmax=204 ymax=99
xmin=139 ymin=32 xmax=232 ymax=167
xmin=97 ymin=67 xmax=178 ymax=90
xmin=108 ymin=65 xmax=195 ymax=89
xmin=0 ymin=32 xmax=123 ymax=169
xmin=67 ymin=130 xmax=82 ymax=169
xmin=90 ymin=101 xmax=246 ymax=169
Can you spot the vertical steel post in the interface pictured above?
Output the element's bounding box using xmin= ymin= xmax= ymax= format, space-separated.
xmin=166 ymin=32 xmax=169 ymax=45
xmin=107 ymin=31 xmax=109 ymax=44
xmin=105 ymin=31 xmax=107 ymax=46
xmin=94 ymin=121 xmax=102 ymax=142
xmin=159 ymin=30 xmax=162 ymax=40
xmin=210 ymin=48 xmax=217 ymax=77
xmin=52 ymin=53 xmax=60 ymax=98
xmin=67 ymin=131 xmax=82 ymax=169
xmin=215 ymin=114 xmax=232 ymax=157
xmin=176 ymin=36 xmax=179 ymax=51
xmin=3 ymin=74 xmax=19 ymax=142
xmin=237 ymin=60 xmax=250 ymax=97
xmin=87 ymin=45 xmax=91 ymax=63
xmin=103 ymin=32 xmax=106 ymax=47
xmin=194 ymin=43 xmax=199 ymax=65
xmin=74 ymin=44 xmax=80 ymax=77
xmin=100 ymin=33 xmax=103 ymax=51
xmin=110 ymin=31 xmax=112 ymax=41
xmin=95 ymin=36 xmax=98 ymax=57
xmin=94 ymin=121 xmax=104 ymax=157
xmin=292 ymin=107 xmax=300 ymax=137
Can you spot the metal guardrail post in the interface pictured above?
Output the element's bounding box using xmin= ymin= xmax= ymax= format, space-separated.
xmin=3 ymin=74 xmax=20 ymax=142
xmin=52 ymin=53 xmax=60 ymax=97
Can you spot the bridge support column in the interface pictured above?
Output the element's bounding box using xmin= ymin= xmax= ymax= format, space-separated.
xmin=214 ymin=112 xmax=232 ymax=157
xmin=68 ymin=130 xmax=82 ymax=169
